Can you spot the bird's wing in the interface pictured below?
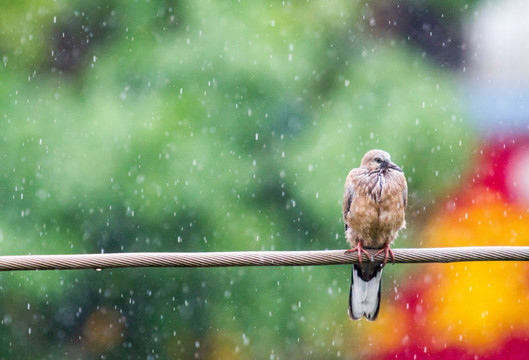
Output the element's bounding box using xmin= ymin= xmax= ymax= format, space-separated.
xmin=343 ymin=177 xmax=356 ymax=231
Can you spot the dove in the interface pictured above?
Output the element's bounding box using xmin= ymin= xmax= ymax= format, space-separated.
xmin=343 ymin=149 xmax=407 ymax=320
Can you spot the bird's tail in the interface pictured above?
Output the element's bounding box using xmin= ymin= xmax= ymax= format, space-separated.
xmin=348 ymin=262 xmax=383 ymax=321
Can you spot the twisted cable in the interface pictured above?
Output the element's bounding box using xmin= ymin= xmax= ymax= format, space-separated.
xmin=0 ymin=247 xmax=528 ymax=271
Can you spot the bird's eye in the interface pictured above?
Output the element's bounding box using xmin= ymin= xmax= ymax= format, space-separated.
xmin=375 ymin=158 xmax=382 ymax=163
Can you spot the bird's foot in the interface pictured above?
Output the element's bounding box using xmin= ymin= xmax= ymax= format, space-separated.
xmin=374 ymin=244 xmax=395 ymax=267
xmin=345 ymin=243 xmax=371 ymax=266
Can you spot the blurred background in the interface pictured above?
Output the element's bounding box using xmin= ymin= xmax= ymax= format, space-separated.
xmin=1 ymin=0 xmax=529 ymax=358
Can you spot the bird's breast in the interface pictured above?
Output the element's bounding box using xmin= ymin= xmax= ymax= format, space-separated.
xmin=348 ymin=171 xmax=406 ymax=244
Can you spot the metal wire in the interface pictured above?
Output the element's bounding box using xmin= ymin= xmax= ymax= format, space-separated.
xmin=0 ymin=247 xmax=528 ymax=271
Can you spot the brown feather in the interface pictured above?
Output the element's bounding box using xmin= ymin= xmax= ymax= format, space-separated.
xmin=343 ymin=150 xmax=407 ymax=249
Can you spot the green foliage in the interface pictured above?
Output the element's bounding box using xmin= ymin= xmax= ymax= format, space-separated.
xmin=0 ymin=0 xmax=475 ymax=358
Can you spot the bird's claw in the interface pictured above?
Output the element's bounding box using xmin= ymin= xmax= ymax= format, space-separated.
xmin=345 ymin=243 xmax=371 ymax=266
xmin=374 ymin=245 xmax=395 ymax=268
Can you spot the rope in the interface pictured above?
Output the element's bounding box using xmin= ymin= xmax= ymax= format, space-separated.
xmin=0 ymin=247 xmax=528 ymax=271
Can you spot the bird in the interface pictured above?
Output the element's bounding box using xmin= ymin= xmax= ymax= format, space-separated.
xmin=343 ymin=149 xmax=407 ymax=321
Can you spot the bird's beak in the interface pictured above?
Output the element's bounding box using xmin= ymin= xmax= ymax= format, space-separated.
xmin=386 ymin=161 xmax=402 ymax=172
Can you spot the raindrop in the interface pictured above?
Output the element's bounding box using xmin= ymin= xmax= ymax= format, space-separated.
xmin=242 ymin=333 xmax=250 ymax=345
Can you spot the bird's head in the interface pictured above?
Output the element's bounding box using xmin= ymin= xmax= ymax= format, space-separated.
xmin=361 ymin=149 xmax=402 ymax=173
